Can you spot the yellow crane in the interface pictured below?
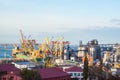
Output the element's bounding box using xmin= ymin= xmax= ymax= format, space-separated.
xmin=54 ymin=38 xmax=59 ymax=57
xmin=12 ymin=30 xmax=42 ymax=63
xmin=39 ymin=36 xmax=69 ymax=67
xmin=52 ymin=37 xmax=64 ymax=58
xmin=59 ymin=37 xmax=64 ymax=58
xmin=114 ymin=43 xmax=120 ymax=68
xmin=39 ymin=37 xmax=54 ymax=67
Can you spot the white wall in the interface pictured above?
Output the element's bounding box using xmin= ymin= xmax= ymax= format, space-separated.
xmin=12 ymin=62 xmax=36 ymax=69
xmin=67 ymin=72 xmax=83 ymax=80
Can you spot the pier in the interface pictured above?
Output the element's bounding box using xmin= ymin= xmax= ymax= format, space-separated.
xmin=0 ymin=58 xmax=32 ymax=62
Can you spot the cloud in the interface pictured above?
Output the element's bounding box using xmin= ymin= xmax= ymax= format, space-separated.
xmin=0 ymin=12 xmax=91 ymax=33
xmin=116 ymin=23 xmax=120 ymax=25
xmin=110 ymin=19 xmax=120 ymax=22
xmin=1 ymin=11 xmax=120 ymax=35
xmin=110 ymin=19 xmax=120 ymax=25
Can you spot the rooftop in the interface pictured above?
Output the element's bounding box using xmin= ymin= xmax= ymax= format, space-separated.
xmin=37 ymin=67 xmax=70 ymax=79
xmin=64 ymin=66 xmax=83 ymax=72
xmin=0 ymin=64 xmax=20 ymax=72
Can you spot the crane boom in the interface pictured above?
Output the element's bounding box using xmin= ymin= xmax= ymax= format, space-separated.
xmin=20 ymin=29 xmax=25 ymax=43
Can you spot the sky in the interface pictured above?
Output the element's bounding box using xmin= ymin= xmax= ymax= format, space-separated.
xmin=0 ymin=0 xmax=120 ymax=44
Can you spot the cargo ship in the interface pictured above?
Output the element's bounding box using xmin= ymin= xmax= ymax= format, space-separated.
xmin=12 ymin=30 xmax=42 ymax=63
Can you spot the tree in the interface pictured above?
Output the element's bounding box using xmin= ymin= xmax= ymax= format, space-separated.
xmin=83 ymin=56 xmax=88 ymax=80
xmin=98 ymin=56 xmax=103 ymax=80
xmin=20 ymin=68 xmax=41 ymax=80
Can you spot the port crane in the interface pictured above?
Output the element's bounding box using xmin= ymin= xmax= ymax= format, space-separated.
xmin=114 ymin=43 xmax=120 ymax=68
xmin=13 ymin=30 xmax=70 ymax=66
xmin=12 ymin=30 xmax=41 ymax=63
xmin=39 ymin=37 xmax=70 ymax=67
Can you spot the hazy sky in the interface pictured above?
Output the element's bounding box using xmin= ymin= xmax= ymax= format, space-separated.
xmin=0 ymin=0 xmax=120 ymax=44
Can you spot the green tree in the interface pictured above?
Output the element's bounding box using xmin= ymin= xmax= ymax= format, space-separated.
xmin=83 ymin=56 xmax=88 ymax=80
xmin=20 ymin=68 xmax=41 ymax=80
xmin=98 ymin=56 xmax=103 ymax=80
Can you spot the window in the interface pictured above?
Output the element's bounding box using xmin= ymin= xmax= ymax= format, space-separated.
xmin=3 ymin=77 xmax=6 ymax=80
xmin=70 ymin=73 xmax=73 ymax=76
xmin=74 ymin=73 xmax=76 ymax=76
xmin=1 ymin=71 xmax=7 ymax=75
xmin=9 ymin=76 xmax=14 ymax=80
xmin=81 ymin=73 xmax=83 ymax=76
xmin=77 ymin=73 xmax=80 ymax=76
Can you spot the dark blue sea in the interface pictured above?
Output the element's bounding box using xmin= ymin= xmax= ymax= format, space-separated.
xmin=0 ymin=46 xmax=13 ymax=58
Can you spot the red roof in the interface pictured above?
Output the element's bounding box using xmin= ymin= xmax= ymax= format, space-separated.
xmin=37 ymin=67 xmax=70 ymax=79
xmin=0 ymin=64 xmax=20 ymax=72
xmin=64 ymin=66 xmax=83 ymax=72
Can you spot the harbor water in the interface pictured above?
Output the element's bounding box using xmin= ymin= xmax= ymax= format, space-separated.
xmin=0 ymin=46 xmax=13 ymax=58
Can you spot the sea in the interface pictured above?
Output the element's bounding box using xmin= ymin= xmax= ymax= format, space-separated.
xmin=0 ymin=45 xmax=13 ymax=58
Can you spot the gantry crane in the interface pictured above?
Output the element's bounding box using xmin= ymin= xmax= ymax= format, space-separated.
xmin=38 ymin=37 xmax=54 ymax=67
xmin=39 ymin=37 xmax=70 ymax=67
xmin=114 ymin=43 xmax=120 ymax=68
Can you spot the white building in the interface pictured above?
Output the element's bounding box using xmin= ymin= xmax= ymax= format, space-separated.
xmin=12 ymin=61 xmax=36 ymax=69
xmin=64 ymin=66 xmax=83 ymax=80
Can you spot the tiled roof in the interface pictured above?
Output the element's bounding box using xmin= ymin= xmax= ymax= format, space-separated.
xmin=0 ymin=64 xmax=20 ymax=72
xmin=64 ymin=66 xmax=83 ymax=72
xmin=37 ymin=67 xmax=70 ymax=79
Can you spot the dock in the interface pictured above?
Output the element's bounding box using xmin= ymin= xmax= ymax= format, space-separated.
xmin=0 ymin=58 xmax=32 ymax=62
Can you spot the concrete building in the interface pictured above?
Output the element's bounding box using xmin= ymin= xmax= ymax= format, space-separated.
xmin=89 ymin=45 xmax=101 ymax=62
xmin=77 ymin=45 xmax=87 ymax=58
